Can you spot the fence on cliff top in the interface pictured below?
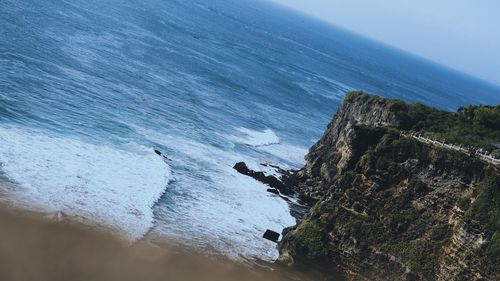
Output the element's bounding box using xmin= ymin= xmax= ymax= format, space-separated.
xmin=400 ymin=131 xmax=500 ymax=167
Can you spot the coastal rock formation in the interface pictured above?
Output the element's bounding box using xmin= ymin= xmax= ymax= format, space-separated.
xmin=233 ymin=162 xmax=293 ymax=195
xmin=276 ymin=92 xmax=500 ymax=281
xmin=233 ymin=162 xmax=318 ymax=206
xmin=232 ymin=162 xmax=313 ymax=218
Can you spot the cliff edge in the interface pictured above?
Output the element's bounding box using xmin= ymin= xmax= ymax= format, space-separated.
xmin=278 ymin=92 xmax=500 ymax=281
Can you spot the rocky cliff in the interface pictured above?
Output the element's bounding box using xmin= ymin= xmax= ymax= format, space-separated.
xmin=277 ymin=92 xmax=500 ymax=281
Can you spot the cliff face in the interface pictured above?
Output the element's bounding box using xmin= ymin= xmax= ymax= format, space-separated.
xmin=295 ymin=94 xmax=404 ymax=197
xmin=279 ymin=92 xmax=500 ymax=281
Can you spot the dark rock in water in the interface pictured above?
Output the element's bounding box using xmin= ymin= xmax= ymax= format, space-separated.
xmin=234 ymin=162 xmax=312 ymax=220
xmin=233 ymin=162 xmax=293 ymax=195
xmin=267 ymin=188 xmax=279 ymax=195
xmin=233 ymin=162 xmax=251 ymax=174
xmin=263 ymin=229 xmax=280 ymax=242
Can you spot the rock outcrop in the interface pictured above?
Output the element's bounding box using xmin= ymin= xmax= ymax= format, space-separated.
xmin=276 ymin=92 xmax=500 ymax=281
xmin=233 ymin=162 xmax=292 ymax=195
xmin=232 ymin=162 xmax=313 ymax=218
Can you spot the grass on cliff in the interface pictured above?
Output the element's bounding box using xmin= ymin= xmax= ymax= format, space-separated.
xmin=464 ymin=175 xmax=500 ymax=231
xmin=407 ymin=104 xmax=500 ymax=153
xmin=292 ymin=220 xmax=327 ymax=259
xmin=484 ymin=232 xmax=500 ymax=263
xmin=461 ymin=174 xmax=500 ymax=274
xmin=289 ymin=200 xmax=340 ymax=260
xmin=389 ymin=223 xmax=451 ymax=277
xmin=464 ymin=174 xmax=500 ymax=268
xmin=345 ymin=91 xmax=500 ymax=153
xmin=359 ymin=129 xmax=418 ymax=185
xmin=386 ymin=240 xmax=438 ymax=279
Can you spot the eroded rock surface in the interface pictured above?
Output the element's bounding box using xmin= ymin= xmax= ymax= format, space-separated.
xmin=277 ymin=92 xmax=500 ymax=281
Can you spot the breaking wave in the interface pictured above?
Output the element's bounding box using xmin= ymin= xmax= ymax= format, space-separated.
xmin=0 ymin=126 xmax=171 ymax=240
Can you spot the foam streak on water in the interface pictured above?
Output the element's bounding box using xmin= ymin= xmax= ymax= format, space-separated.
xmin=229 ymin=127 xmax=308 ymax=167
xmin=231 ymin=127 xmax=281 ymax=147
xmin=1 ymin=0 xmax=499 ymax=263
xmin=0 ymin=126 xmax=171 ymax=240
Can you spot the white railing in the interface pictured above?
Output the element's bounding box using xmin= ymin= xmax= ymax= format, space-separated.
xmin=401 ymin=132 xmax=500 ymax=166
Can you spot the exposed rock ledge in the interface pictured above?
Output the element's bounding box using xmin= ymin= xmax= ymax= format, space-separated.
xmin=238 ymin=92 xmax=500 ymax=281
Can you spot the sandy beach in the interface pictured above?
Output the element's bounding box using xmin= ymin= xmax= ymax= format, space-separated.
xmin=0 ymin=203 xmax=328 ymax=281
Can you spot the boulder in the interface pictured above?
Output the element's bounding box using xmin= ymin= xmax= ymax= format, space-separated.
xmin=263 ymin=229 xmax=280 ymax=242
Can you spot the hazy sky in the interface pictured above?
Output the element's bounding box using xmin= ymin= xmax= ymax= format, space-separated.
xmin=269 ymin=0 xmax=500 ymax=86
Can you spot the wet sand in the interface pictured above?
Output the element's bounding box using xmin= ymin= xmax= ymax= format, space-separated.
xmin=0 ymin=205 xmax=329 ymax=281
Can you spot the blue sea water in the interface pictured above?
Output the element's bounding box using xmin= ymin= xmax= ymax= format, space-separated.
xmin=1 ymin=0 xmax=499 ymax=261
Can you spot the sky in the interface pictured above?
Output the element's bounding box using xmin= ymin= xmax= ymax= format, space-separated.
xmin=269 ymin=0 xmax=500 ymax=86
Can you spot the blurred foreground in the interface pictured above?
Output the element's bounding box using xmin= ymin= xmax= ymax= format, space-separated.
xmin=0 ymin=205 xmax=328 ymax=281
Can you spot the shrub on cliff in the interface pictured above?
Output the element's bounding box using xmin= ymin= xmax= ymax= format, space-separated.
xmin=464 ymin=175 xmax=500 ymax=230
xmin=485 ymin=232 xmax=500 ymax=262
xmin=359 ymin=129 xmax=420 ymax=185
xmin=292 ymin=220 xmax=327 ymax=259
xmin=345 ymin=91 xmax=500 ymax=152
xmin=406 ymin=103 xmax=500 ymax=152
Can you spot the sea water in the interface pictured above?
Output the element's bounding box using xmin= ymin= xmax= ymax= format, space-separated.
xmin=1 ymin=0 xmax=499 ymax=261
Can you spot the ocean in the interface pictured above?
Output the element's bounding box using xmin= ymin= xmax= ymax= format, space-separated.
xmin=1 ymin=0 xmax=499 ymax=262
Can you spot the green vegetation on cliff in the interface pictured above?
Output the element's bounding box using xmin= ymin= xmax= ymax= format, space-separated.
xmin=346 ymin=91 xmax=500 ymax=153
xmin=359 ymin=129 xmax=418 ymax=185
xmin=485 ymin=232 xmax=500 ymax=262
xmin=292 ymin=220 xmax=326 ymax=259
xmin=388 ymin=240 xmax=439 ymax=279
xmin=407 ymin=104 xmax=500 ymax=153
xmin=462 ymin=174 xmax=500 ymax=277
xmin=465 ymin=175 xmax=500 ymax=230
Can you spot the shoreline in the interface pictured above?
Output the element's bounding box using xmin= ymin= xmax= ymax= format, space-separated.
xmin=0 ymin=194 xmax=282 ymax=263
xmin=0 ymin=200 xmax=323 ymax=281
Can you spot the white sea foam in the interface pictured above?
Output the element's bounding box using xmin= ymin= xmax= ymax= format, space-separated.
xmin=256 ymin=143 xmax=308 ymax=167
xmin=0 ymin=126 xmax=171 ymax=240
xmin=228 ymin=127 xmax=307 ymax=167
xmin=153 ymin=163 xmax=296 ymax=261
xmin=132 ymin=126 xmax=296 ymax=261
xmin=230 ymin=127 xmax=280 ymax=147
